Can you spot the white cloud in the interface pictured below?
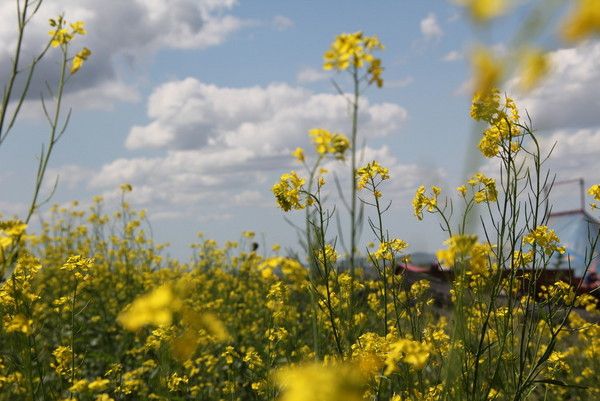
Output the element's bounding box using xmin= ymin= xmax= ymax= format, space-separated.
xmin=67 ymin=79 xmax=410 ymax=219
xmin=420 ymin=13 xmax=443 ymax=40
xmin=272 ymin=15 xmax=294 ymax=31
xmin=0 ymin=0 xmax=246 ymax=111
xmin=296 ymin=67 xmax=329 ymax=83
xmin=442 ymin=50 xmax=462 ymax=62
xmin=515 ymin=41 xmax=600 ymax=131
xmin=125 ymin=78 xmax=408 ymax=152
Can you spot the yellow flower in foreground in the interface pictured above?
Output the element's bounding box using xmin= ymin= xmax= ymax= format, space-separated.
xmin=292 ymin=147 xmax=305 ymax=163
xmin=117 ymin=285 xmax=182 ymax=331
xmin=71 ymin=47 xmax=91 ymax=74
xmin=471 ymin=47 xmax=504 ymax=95
xmin=457 ymin=0 xmax=508 ymax=23
xmin=562 ymin=0 xmax=600 ymax=42
xmin=275 ymin=360 xmax=371 ymax=401
xmin=519 ymin=49 xmax=550 ymax=91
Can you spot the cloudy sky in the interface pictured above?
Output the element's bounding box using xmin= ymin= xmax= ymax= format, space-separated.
xmin=1 ymin=0 xmax=599 ymax=258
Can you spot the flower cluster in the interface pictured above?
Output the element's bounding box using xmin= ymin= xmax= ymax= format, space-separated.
xmin=522 ymin=225 xmax=566 ymax=256
xmin=436 ymin=235 xmax=494 ymax=275
xmin=471 ymin=88 xmax=521 ymax=158
xmin=373 ymin=239 xmax=409 ymax=261
xmin=309 ymin=128 xmax=351 ymax=159
xmin=412 ymin=185 xmax=441 ymax=220
xmin=588 ymin=184 xmax=600 ymax=209
xmin=356 ymin=161 xmax=390 ymax=194
xmin=467 ymin=172 xmax=498 ymax=203
xmin=48 ymin=17 xmax=92 ymax=75
xmin=323 ymin=31 xmax=384 ymax=87
xmin=272 ymin=171 xmax=306 ymax=211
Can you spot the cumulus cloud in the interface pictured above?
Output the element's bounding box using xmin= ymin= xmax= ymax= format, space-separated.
xmin=125 ymin=78 xmax=408 ymax=152
xmin=515 ymin=41 xmax=600 ymax=131
xmin=420 ymin=13 xmax=443 ymax=40
xmin=72 ymin=79 xmax=410 ymax=218
xmin=0 ymin=0 xmax=246 ymax=111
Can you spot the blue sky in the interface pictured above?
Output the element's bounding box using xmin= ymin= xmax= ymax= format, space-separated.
xmin=1 ymin=0 xmax=599 ymax=259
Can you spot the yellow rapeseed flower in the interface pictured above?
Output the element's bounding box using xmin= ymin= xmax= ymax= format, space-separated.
xmin=356 ymin=161 xmax=390 ymax=192
xmin=275 ymin=360 xmax=370 ymax=401
xmin=588 ymin=184 xmax=600 ymax=208
xmin=272 ymin=171 xmax=306 ymax=212
xmin=309 ymin=128 xmax=350 ymax=159
xmin=457 ymin=0 xmax=509 ymax=23
xmin=523 ymin=225 xmax=566 ymax=256
xmin=71 ymin=47 xmax=91 ymax=74
xmin=471 ymin=47 xmax=504 ymax=95
xmin=467 ymin=172 xmax=498 ymax=203
xmin=323 ymin=31 xmax=384 ymax=87
xmin=412 ymin=185 xmax=441 ymax=220
xmin=117 ymin=285 xmax=182 ymax=331
xmin=292 ymin=147 xmax=305 ymax=163
xmin=519 ymin=48 xmax=550 ymax=91
xmin=562 ymin=0 xmax=600 ymax=42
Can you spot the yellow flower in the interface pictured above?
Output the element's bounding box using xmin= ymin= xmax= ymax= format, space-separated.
xmin=117 ymin=285 xmax=182 ymax=331
xmin=70 ymin=21 xmax=87 ymax=35
xmin=467 ymin=172 xmax=497 ymax=203
xmin=412 ymin=185 xmax=441 ymax=220
xmin=272 ymin=171 xmax=306 ymax=212
xmin=471 ymin=47 xmax=503 ymax=95
xmin=356 ymin=161 xmax=390 ymax=191
xmin=519 ymin=49 xmax=550 ymax=91
xmin=385 ymin=339 xmax=431 ymax=374
xmin=275 ymin=360 xmax=369 ymax=401
xmin=562 ymin=0 xmax=600 ymax=42
xmin=49 ymin=28 xmax=73 ymax=47
xmin=457 ymin=185 xmax=467 ymax=197
xmin=292 ymin=147 xmax=305 ymax=162
xmin=436 ymin=235 xmax=477 ymax=267
xmin=309 ymin=128 xmax=350 ymax=159
xmin=71 ymin=47 xmax=91 ymax=74
xmin=588 ymin=184 xmax=600 ymax=208
xmin=457 ymin=0 xmax=508 ymax=23
xmin=523 ymin=225 xmax=566 ymax=256
xmin=323 ymin=31 xmax=384 ymax=87
xmin=471 ymin=89 xmax=521 ymax=158
xmin=373 ymin=239 xmax=409 ymax=261
xmin=4 ymin=314 xmax=32 ymax=334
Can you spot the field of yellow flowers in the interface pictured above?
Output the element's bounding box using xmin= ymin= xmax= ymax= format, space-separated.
xmin=2 ymin=2 xmax=600 ymax=401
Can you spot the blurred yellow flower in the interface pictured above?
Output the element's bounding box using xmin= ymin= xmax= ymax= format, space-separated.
xmin=519 ymin=49 xmax=550 ymax=91
xmin=118 ymin=285 xmax=182 ymax=331
xmin=71 ymin=47 xmax=91 ymax=74
xmin=471 ymin=47 xmax=504 ymax=95
xmin=457 ymin=0 xmax=508 ymax=22
xmin=562 ymin=0 xmax=600 ymax=42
